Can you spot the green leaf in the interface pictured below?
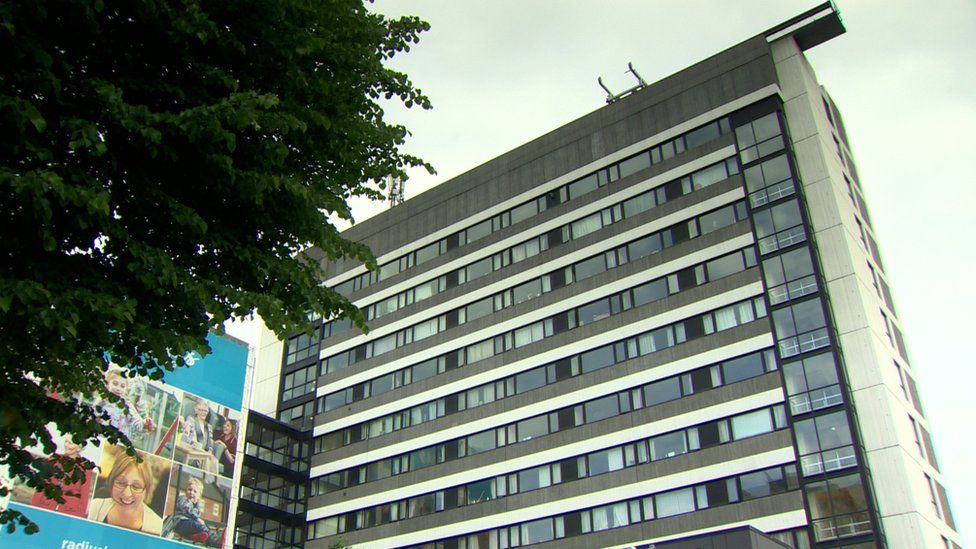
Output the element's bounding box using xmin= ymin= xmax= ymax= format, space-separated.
xmin=24 ymin=103 xmax=46 ymax=132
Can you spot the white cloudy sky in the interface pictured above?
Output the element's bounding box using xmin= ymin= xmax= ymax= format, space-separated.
xmin=233 ymin=0 xmax=976 ymax=541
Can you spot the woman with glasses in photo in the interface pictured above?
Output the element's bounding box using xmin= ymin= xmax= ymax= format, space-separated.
xmin=87 ymin=452 xmax=163 ymax=535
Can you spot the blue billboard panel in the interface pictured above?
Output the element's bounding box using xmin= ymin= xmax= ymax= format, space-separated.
xmin=5 ymin=502 xmax=184 ymax=548
xmin=2 ymin=333 xmax=248 ymax=548
xmin=164 ymin=334 xmax=249 ymax=411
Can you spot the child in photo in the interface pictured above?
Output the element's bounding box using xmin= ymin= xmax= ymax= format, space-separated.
xmin=169 ymin=477 xmax=208 ymax=540
xmin=98 ymin=366 xmax=154 ymax=444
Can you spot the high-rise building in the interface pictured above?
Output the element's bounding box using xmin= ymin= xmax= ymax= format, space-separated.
xmin=246 ymin=4 xmax=960 ymax=548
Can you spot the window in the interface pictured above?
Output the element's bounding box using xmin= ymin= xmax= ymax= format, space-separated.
xmin=568 ymin=173 xmax=600 ymax=200
xmin=377 ymin=261 xmax=400 ymax=282
xmin=773 ymin=299 xmax=829 ymax=358
xmin=285 ymin=328 xmax=319 ymax=365
xmin=571 ymin=212 xmax=604 ymax=238
xmin=463 ymin=297 xmax=494 ymax=323
xmin=409 ymin=401 xmax=442 ymax=426
xmin=691 ymin=162 xmax=730 ymax=189
xmin=465 ymin=383 xmax=496 ymax=409
xmin=644 ymin=377 xmax=682 ymax=407
xmin=413 ymin=317 xmax=441 ymax=341
xmin=278 ymin=401 xmax=314 ymax=431
xmin=628 ymin=232 xmax=663 ymax=261
xmin=370 ymin=333 xmax=396 ymax=357
xmin=639 ymin=326 xmax=675 ymax=355
xmin=511 ymin=199 xmax=541 ymax=225
xmin=414 ymin=277 xmax=440 ymax=302
xmin=584 ymin=395 xmax=620 ymax=423
xmin=512 ymin=279 xmax=543 ymax=305
xmin=934 ymin=479 xmax=955 ymax=528
xmin=650 ymin=431 xmax=687 ymax=461
xmin=706 ymin=251 xmax=747 ymax=281
xmin=467 ymin=479 xmax=497 ymax=504
xmin=755 ymin=200 xmax=805 ymax=256
xmin=794 ymin=411 xmax=856 ymax=476
xmin=619 ymin=152 xmax=651 ymax=178
xmin=465 ymin=219 xmax=492 ymax=244
xmin=623 ymin=192 xmax=656 ymax=218
xmin=764 ymin=246 xmax=816 ymax=304
xmin=517 ymin=465 xmax=552 ymax=492
xmin=707 ymin=300 xmax=758 ymax=333
xmin=462 ymin=257 xmax=492 ymax=283
xmin=466 ymin=340 xmax=494 ymax=363
xmin=465 ymin=431 xmax=495 ymax=456
xmin=411 ymin=357 xmax=441 ymax=383
xmin=587 ymin=447 xmax=624 ymax=476
xmin=685 ymin=121 xmax=722 ymax=149
xmin=517 ymin=415 xmax=549 ymax=442
xmin=739 ymin=466 xmax=795 ymax=500
xmin=373 ymin=294 xmax=400 ymax=319
xmin=587 ymin=502 xmax=629 ymax=532
xmin=721 ymin=352 xmax=767 ymax=384
xmin=783 ymin=353 xmax=842 ymax=415
xmin=573 ymin=254 xmax=607 ymax=281
xmin=735 ymin=112 xmax=785 ymax=164
xmin=415 ymin=240 xmax=443 ymax=265
xmin=515 ymin=368 xmax=546 ymax=394
xmin=320 ymin=388 xmax=350 ymax=412
xmin=806 ymin=474 xmax=872 ymax=541
xmin=311 ymin=517 xmax=339 ymax=538
xmin=633 ymin=277 xmax=668 ymax=306
xmin=520 ymin=519 xmax=555 ymax=545
xmin=655 ymin=487 xmax=696 ymax=518
xmin=577 ymin=298 xmax=611 ymax=326
xmin=409 ymin=446 xmax=438 ymax=470
xmin=281 ymin=364 xmax=316 ymax=402
xmin=581 ymin=345 xmax=615 ymax=373
xmin=744 ymin=153 xmax=794 ymax=207
xmin=408 ymin=493 xmax=438 ymax=518
xmin=731 ymin=408 xmax=774 ymax=440
xmin=513 ymin=321 xmax=545 ymax=348
xmin=512 ymin=236 xmax=545 ymax=264
xmin=699 ymin=204 xmax=737 ymax=235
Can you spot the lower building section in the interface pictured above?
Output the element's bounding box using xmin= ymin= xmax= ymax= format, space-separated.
xmin=234 ymin=412 xmax=310 ymax=549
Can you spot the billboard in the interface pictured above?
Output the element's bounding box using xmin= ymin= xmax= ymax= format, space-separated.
xmin=2 ymin=333 xmax=249 ymax=548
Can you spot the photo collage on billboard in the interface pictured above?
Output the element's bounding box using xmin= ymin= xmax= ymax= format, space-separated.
xmin=3 ymin=333 xmax=248 ymax=549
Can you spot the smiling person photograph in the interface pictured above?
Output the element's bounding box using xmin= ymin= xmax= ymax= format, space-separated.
xmin=212 ymin=418 xmax=238 ymax=477
xmin=87 ymin=446 xmax=169 ymax=536
xmin=175 ymin=396 xmax=220 ymax=474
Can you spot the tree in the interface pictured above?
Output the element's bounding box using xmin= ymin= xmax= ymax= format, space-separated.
xmin=0 ymin=0 xmax=430 ymax=532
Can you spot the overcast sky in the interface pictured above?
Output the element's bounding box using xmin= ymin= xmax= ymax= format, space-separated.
xmin=233 ymin=0 xmax=976 ymax=541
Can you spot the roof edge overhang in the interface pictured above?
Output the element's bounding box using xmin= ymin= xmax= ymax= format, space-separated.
xmin=765 ymin=1 xmax=845 ymax=50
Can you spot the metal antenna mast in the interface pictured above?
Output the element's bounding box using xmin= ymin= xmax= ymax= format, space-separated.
xmin=387 ymin=175 xmax=405 ymax=207
xmin=598 ymin=62 xmax=649 ymax=104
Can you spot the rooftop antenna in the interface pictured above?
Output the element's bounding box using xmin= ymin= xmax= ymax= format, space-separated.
xmin=598 ymin=62 xmax=649 ymax=104
xmin=387 ymin=175 xmax=405 ymax=207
